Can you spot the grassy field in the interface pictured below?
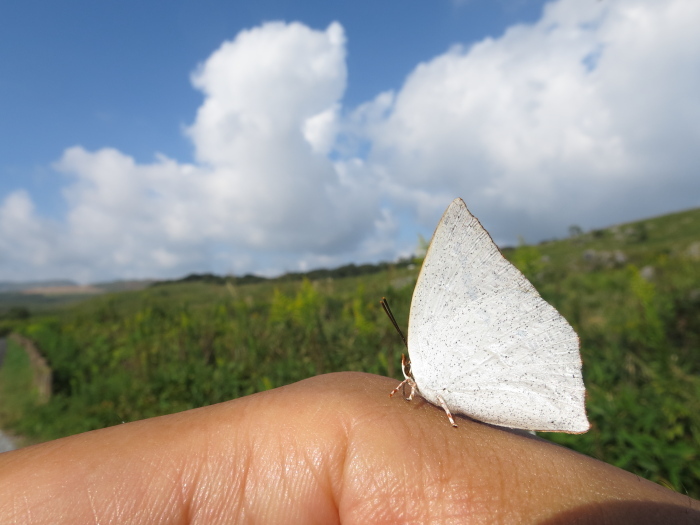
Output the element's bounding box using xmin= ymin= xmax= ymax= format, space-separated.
xmin=1 ymin=206 xmax=699 ymax=497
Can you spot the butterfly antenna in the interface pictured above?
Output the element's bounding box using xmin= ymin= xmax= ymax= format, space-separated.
xmin=380 ymin=297 xmax=408 ymax=348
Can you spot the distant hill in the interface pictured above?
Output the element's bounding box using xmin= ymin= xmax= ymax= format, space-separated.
xmin=0 ymin=279 xmax=155 ymax=315
xmin=0 ymin=279 xmax=154 ymax=295
xmin=1 ymin=206 xmax=697 ymax=311
xmin=0 ymin=280 xmax=77 ymax=293
xmin=151 ymin=260 xmax=416 ymax=288
xmin=93 ymin=280 xmax=156 ymax=293
xmin=152 ymin=206 xmax=700 ymax=287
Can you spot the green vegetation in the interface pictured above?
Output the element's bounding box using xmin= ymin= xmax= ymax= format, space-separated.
xmin=0 ymin=339 xmax=40 ymax=433
xmin=1 ymin=207 xmax=699 ymax=497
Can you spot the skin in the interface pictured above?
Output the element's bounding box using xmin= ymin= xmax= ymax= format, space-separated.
xmin=0 ymin=372 xmax=698 ymax=524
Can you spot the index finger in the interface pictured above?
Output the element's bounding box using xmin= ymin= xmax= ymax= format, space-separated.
xmin=0 ymin=372 xmax=697 ymax=524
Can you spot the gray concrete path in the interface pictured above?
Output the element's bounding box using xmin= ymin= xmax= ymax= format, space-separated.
xmin=0 ymin=430 xmax=16 ymax=453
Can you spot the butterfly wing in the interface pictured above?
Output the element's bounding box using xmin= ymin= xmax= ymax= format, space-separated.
xmin=407 ymin=198 xmax=589 ymax=432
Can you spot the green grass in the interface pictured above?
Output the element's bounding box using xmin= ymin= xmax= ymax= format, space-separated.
xmin=3 ymin=206 xmax=700 ymax=498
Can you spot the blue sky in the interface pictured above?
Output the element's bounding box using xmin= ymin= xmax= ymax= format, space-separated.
xmin=1 ymin=0 xmax=699 ymax=282
xmin=1 ymin=0 xmax=542 ymax=211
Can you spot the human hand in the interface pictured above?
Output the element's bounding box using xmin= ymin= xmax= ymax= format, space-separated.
xmin=0 ymin=372 xmax=697 ymax=524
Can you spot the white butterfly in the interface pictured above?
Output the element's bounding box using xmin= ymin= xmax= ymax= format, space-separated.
xmin=388 ymin=198 xmax=589 ymax=433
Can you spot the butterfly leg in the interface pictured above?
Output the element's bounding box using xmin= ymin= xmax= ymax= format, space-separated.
xmin=404 ymin=377 xmax=417 ymax=400
xmin=389 ymin=376 xmax=418 ymax=400
xmin=390 ymin=353 xmax=418 ymax=400
xmin=436 ymin=394 xmax=458 ymax=428
xmin=389 ymin=379 xmax=408 ymax=398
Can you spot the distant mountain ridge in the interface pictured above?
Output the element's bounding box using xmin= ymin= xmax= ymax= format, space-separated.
xmin=1 ymin=205 xmax=698 ymax=294
xmin=0 ymin=280 xmax=77 ymax=293
xmin=0 ymin=280 xmax=155 ymax=295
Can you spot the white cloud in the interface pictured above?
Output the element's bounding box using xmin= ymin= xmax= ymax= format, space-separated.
xmin=302 ymin=104 xmax=341 ymax=155
xmin=361 ymin=0 xmax=700 ymax=241
xmin=1 ymin=0 xmax=699 ymax=282
xmin=0 ymin=191 xmax=54 ymax=270
xmin=187 ymin=21 xmax=347 ymax=166
xmin=0 ymin=21 xmax=380 ymax=282
xmin=181 ymin=20 xmax=377 ymax=254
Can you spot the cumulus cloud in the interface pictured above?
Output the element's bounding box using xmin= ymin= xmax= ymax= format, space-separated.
xmin=1 ymin=0 xmax=699 ymax=281
xmin=0 ymin=21 xmax=380 ymax=281
xmin=0 ymin=191 xmax=55 ymax=270
xmin=362 ymin=0 xmax=700 ymax=242
xmin=183 ymin=22 xmax=376 ymax=254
